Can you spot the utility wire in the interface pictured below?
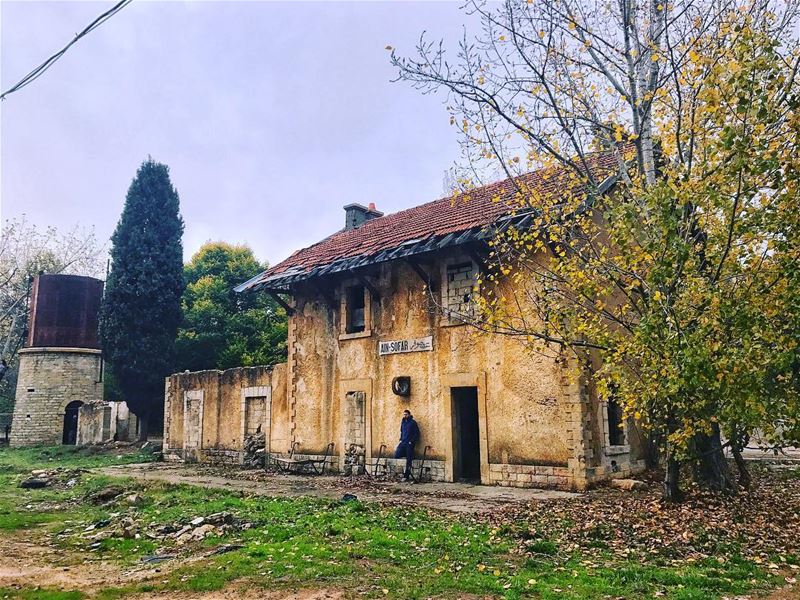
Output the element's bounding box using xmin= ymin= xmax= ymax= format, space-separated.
xmin=0 ymin=0 xmax=132 ymax=101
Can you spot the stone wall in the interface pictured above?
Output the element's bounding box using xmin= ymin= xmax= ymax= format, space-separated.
xmin=163 ymin=249 xmax=647 ymax=490
xmin=281 ymin=248 xmax=646 ymax=490
xmin=10 ymin=348 xmax=103 ymax=447
xmin=76 ymin=401 xmax=108 ymax=445
xmin=163 ymin=365 xmax=285 ymax=463
xmin=76 ymin=401 xmax=138 ymax=445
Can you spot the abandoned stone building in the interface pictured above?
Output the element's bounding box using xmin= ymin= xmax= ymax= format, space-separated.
xmin=164 ymin=156 xmax=646 ymax=490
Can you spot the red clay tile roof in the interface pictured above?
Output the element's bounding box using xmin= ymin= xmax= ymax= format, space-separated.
xmin=241 ymin=151 xmax=619 ymax=291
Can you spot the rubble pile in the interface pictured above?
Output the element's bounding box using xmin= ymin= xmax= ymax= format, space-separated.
xmin=78 ymin=510 xmax=253 ymax=549
xmin=242 ymin=431 xmax=266 ymax=468
xmin=342 ymin=444 xmax=365 ymax=476
xmin=18 ymin=468 xmax=86 ymax=490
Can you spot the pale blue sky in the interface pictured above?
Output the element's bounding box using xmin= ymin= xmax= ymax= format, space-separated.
xmin=1 ymin=1 xmax=468 ymax=266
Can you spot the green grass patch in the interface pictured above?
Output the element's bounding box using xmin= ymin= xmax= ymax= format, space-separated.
xmin=0 ymin=447 xmax=788 ymax=599
xmin=0 ymin=444 xmax=156 ymax=473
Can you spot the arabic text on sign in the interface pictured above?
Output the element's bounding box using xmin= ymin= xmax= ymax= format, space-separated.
xmin=378 ymin=336 xmax=433 ymax=355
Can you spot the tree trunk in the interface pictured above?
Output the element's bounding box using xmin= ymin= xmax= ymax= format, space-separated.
xmin=692 ymin=423 xmax=736 ymax=493
xmin=645 ymin=431 xmax=661 ymax=469
xmin=664 ymin=453 xmax=682 ymax=502
xmin=731 ymin=440 xmax=752 ymax=490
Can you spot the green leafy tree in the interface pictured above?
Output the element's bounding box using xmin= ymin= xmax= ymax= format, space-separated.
xmin=394 ymin=0 xmax=800 ymax=499
xmin=176 ymin=242 xmax=287 ymax=372
xmin=100 ymin=159 xmax=184 ymax=440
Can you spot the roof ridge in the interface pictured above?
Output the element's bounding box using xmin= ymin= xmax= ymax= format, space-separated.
xmin=238 ymin=149 xmax=621 ymax=292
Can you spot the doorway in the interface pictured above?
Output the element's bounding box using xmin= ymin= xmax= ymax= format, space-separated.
xmin=184 ymin=391 xmax=203 ymax=462
xmin=62 ymin=401 xmax=83 ymax=445
xmin=451 ymin=387 xmax=480 ymax=482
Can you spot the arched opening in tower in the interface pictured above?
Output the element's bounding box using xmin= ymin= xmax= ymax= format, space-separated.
xmin=62 ymin=401 xmax=84 ymax=445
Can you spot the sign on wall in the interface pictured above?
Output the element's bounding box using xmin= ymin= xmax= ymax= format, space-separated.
xmin=378 ymin=335 xmax=433 ymax=356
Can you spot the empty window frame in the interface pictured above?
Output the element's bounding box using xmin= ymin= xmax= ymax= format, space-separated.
xmin=606 ymin=396 xmax=626 ymax=446
xmin=345 ymin=285 xmax=366 ymax=333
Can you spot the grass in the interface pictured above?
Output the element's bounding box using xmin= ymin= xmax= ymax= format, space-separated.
xmin=0 ymin=444 xmax=158 ymax=471
xmin=0 ymin=446 xmax=788 ymax=599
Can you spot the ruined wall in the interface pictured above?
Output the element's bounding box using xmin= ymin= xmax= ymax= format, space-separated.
xmin=163 ymin=364 xmax=286 ymax=463
xmin=76 ymin=401 xmax=138 ymax=445
xmin=76 ymin=401 xmax=109 ymax=445
xmin=284 ymin=248 xmax=629 ymax=489
xmin=10 ymin=348 xmax=103 ymax=447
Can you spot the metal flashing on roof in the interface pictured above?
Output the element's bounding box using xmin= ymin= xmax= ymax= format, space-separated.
xmin=238 ymin=210 xmax=543 ymax=293
xmin=235 ymin=158 xmax=622 ymax=295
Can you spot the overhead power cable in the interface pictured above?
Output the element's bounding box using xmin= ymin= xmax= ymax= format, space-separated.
xmin=0 ymin=0 xmax=132 ymax=101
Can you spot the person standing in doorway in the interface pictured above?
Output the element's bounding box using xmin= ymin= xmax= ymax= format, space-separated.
xmin=395 ymin=409 xmax=420 ymax=481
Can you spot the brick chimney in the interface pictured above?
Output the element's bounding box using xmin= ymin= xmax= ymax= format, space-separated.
xmin=343 ymin=203 xmax=384 ymax=230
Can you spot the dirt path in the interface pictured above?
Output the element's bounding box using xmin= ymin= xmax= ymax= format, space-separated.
xmin=0 ymin=528 xmax=345 ymax=599
xmin=98 ymin=462 xmax=577 ymax=514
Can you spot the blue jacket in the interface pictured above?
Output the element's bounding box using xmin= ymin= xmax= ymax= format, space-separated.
xmin=400 ymin=417 xmax=420 ymax=444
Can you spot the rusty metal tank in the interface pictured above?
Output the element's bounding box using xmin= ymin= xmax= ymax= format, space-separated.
xmin=26 ymin=274 xmax=104 ymax=349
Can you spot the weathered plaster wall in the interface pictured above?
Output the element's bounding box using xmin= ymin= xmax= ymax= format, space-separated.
xmin=10 ymin=348 xmax=103 ymax=447
xmin=163 ymin=364 xmax=286 ymax=463
xmin=285 ymin=249 xmax=610 ymax=488
xmin=162 ymin=247 xmax=646 ymax=488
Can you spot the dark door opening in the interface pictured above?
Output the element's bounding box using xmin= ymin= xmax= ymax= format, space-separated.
xmin=62 ymin=401 xmax=83 ymax=445
xmin=451 ymin=386 xmax=480 ymax=482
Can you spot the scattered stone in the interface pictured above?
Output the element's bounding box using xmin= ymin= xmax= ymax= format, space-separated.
xmin=341 ymin=493 xmax=358 ymax=502
xmin=141 ymin=554 xmax=176 ymax=564
xmin=84 ymin=518 xmax=111 ymax=532
xmin=610 ymin=479 xmax=647 ymax=491
xmin=242 ymin=431 xmax=266 ymax=468
xmin=124 ymin=493 xmax=145 ymax=506
xmin=211 ymin=543 xmax=243 ymax=555
xmin=20 ymin=477 xmax=50 ymax=489
xmin=205 ymin=512 xmax=233 ymax=525
xmin=190 ymin=516 xmax=205 ymax=526
xmin=191 ymin=524 xmax=217 ymax=540
xmin=88 ymin=485 xmax=125 ymax=504
xmin=173 ymin=525 xmax=192 ymax=538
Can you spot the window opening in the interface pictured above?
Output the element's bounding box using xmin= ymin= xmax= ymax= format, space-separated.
xmin=346 ymin=285 xmax=366 ymax=333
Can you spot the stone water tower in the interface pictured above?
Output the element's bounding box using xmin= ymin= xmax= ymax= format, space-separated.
xmin=10 ymin=274 xmax=104 ymax=446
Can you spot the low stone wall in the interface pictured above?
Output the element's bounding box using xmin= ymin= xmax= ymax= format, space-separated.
xmin=586 ymin=453 xmax=648 ymax=485
xmin=203 ymin=449 xmax=242 ymax=466
xmin=488 ymin=463 xmax=571 ymax=489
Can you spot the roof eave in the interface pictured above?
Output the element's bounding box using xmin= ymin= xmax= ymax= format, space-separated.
xmin=235 ymin=172 xmax=620 ymax=295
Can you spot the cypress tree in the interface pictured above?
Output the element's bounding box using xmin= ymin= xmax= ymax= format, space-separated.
xmin=100 ymin=159 xmax=184 ymax=440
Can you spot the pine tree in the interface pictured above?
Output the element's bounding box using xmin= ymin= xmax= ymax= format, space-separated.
xmin=100 ymin=159 xmax=184 ymax=440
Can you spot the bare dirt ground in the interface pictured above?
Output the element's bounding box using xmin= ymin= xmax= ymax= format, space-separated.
xmin=0 ymin=528 xmax=346 ymax=599
xmin=125 ymin=588 xmax=345 ymax=600
xmin=98 ymin=462 xmax=577 ymax=514
xmin=1 ymin=528 xmax=792 ymax=600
